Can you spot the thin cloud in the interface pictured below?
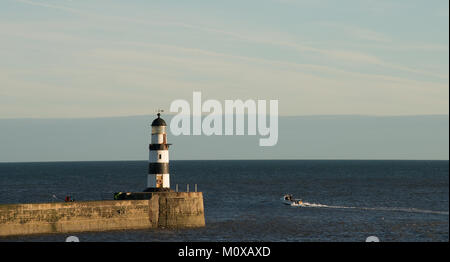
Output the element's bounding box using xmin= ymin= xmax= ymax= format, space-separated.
xmin=10 ymin=0 xmax=446 ymax=80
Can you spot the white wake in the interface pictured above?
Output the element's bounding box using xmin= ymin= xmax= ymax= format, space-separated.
xmin=296 ymin=202 xmax=449 ymax=215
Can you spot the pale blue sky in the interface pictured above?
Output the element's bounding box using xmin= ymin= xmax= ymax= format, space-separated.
xmin=0 ymin=0 xmax=448 ymax=118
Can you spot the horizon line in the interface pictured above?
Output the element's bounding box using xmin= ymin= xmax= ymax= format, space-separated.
xmin=1 ymin=158 xmax=448 ymax=164
xmin=0 ymin=113 xmax=449 ymax=120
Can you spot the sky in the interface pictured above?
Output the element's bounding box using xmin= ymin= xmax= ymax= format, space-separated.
xmin=1 ymin=115 xmax=448 ymax=161
xmin=0 ymin=0 xmax=449 ymax=118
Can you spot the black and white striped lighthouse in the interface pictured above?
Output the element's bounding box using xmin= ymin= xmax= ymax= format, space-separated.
xmin=146 ymin=113 xmax=171 ymax=191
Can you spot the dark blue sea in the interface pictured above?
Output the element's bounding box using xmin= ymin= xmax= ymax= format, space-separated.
xmin=0 ymin=160 xmax=448 ymax=242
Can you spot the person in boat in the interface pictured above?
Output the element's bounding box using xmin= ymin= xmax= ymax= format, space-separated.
xmin=64 ymin=195 xmax=74 ymax=202
xmin=284 ymin=194 xmax=293 ymax=201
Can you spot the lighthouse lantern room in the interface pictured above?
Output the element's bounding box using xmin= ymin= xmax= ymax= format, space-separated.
xmin=146 ymin=113 xmax=171 ymax=191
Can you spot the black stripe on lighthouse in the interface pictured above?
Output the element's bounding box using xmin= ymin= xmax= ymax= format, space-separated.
xmin=148 ymin=163 xmax=169 ymax=174
xmin=149 ymin=144 xmax=170 ymax=150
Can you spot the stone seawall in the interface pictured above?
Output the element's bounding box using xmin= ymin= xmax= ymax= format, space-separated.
xmin=0 ymin=192 xmax=204 ymax=237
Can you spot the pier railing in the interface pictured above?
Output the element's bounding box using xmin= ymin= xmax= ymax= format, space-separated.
xmin=175 ymin=184 xmax=198 ymax=192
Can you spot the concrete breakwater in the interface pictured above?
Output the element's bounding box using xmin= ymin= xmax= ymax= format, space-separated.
xmin=0 ymin=192 xmax=205 ymax=237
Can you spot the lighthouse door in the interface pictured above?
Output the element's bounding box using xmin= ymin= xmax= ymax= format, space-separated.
xmin=156 ymin=175 xmax=163 ymax=188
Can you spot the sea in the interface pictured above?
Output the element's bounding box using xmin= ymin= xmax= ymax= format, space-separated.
xmin=0 ymin=160 xmax=448 ymax=242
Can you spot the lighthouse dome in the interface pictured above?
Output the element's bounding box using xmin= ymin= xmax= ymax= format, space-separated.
xmin=151 ymin=113 xmax=167 ymax=126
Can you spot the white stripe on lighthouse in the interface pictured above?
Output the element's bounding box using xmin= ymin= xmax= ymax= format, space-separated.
xmin=162 ymin=174 xmax=170 ymax=188
xmin=149 ymin=150 xmax=169 ymax=163
xmin=147 ymin=174 xmax=168 ymax=188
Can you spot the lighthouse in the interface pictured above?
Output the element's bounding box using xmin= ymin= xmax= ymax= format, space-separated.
xmin=146 ymin=113 xmax=171 ymax=191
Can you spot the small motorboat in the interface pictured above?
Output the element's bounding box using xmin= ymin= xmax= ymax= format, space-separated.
xmin=282 ymin=194 xmax=304 ymax=207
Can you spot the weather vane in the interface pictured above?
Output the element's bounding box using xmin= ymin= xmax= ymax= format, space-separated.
xmin=155 ymin=108 xmax=164 ymax=117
